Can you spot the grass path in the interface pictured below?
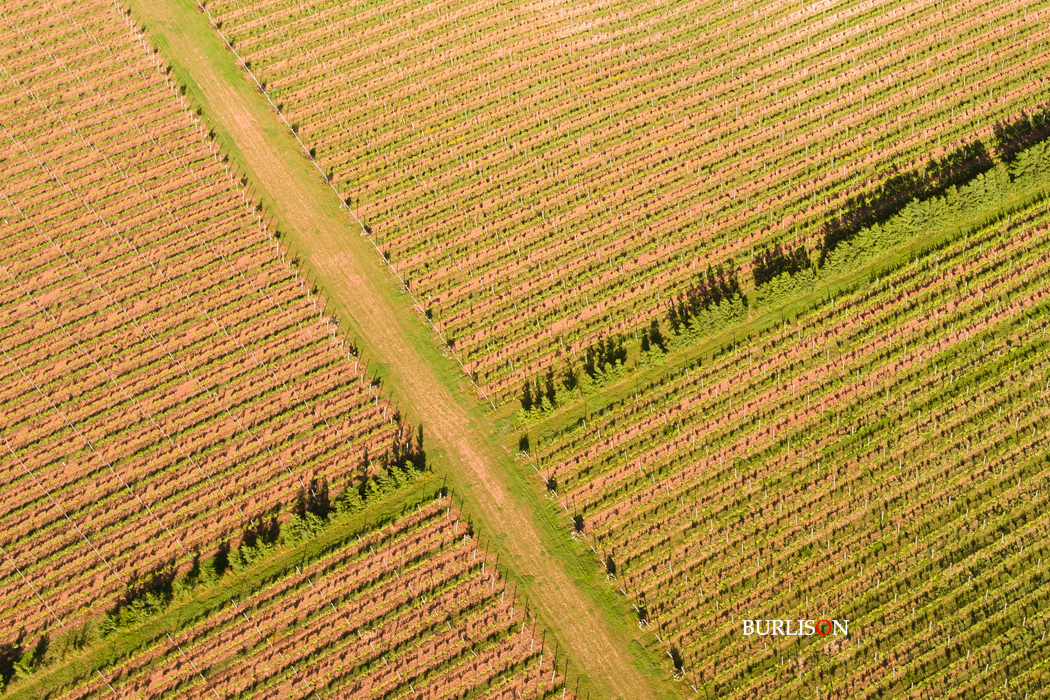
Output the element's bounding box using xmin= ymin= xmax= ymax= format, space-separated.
xmin=123 ymin=0 xmax=671 ymax=697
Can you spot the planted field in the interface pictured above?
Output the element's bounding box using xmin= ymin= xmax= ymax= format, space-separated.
xmin=5 ymin=0 xmax=1049 ymax=694
xmin=530 ymin=191 xmax=1050 ymax=696
xmin=207 ymin=0 xmax=1050 ymax=403
xmin=0 ymin=0 xmax=402 ymax=651
xmin=23 ymin=495 xmax=570 ymax=700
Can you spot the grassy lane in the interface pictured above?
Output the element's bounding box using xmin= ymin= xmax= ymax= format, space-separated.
xmin=122 ymin=0 xmax=671 ymax=697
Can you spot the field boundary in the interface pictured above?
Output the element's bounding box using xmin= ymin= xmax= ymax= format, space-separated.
xmin=188 ymin=0 xmax=495 ymax=409
xmin=519 ymin=176 xmax=1050 ymax=455
xmin=119 ymin=0 xmax=675 ymax=696
xmin=4 ymin=477 xmax=440 ymax=699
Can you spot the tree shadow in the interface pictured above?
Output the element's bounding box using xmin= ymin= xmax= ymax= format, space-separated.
xmin=213 ymin=540 xmax=231 ymax=577
xmin=241 ymin=516 xmax=281 ymax=550
xmin=0 ymin=642 xmax=19 ymax=688
xmin=753 ymin=242 xmax=811 ymax=286
xmin=668 ymin=265 xmax=744 ymax=332
xmin=669 ymin=646 xmax=684 ymax=673
xmin=820 ymin=138 xmax=994 ymax=262
xmin=295 ymin=476 xmax=331 ymax=520
xmin=100 ymin=558 xmax=180 ymax=636
xmin=992 ymin=103 xmax=1050 ymax=163
xmin=582 ymin=333 xmax=627 ymax=380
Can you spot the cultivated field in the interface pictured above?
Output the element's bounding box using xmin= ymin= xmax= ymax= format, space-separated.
xmin=21 ymin=493 xmax=570 ymax=700
xmin=532 ymin=185 xmax=1050 ymax=696
xmin=0 ymin=0 xmax=403 ymax=661
xmin=5 ymin=0 xmax=1050 ymax=695
xmin=207 ymin=0 xmax=1050 ymax=404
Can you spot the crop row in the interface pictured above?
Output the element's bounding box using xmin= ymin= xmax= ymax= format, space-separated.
xmin=529 ymin=195 xmax=1050 ymax=696
xmin=46 ymin=498 xmax=570 ymax=700
xmin=0 ymin=0 xmax=399 ymax=648
xmin=207 ymin=0 xmax=1050 ymax=403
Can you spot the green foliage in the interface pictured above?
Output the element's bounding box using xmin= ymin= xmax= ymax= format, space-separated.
xmin=333 ymin=483 xmax=364 ymax=514
xmin=640 ymin=319 xmax=669 ymax=368
xmin=576 ymin=357 xmax=627 ymax=395
xmin=822 ymin=163 xmax=1015 ymax=277
xmin=95 ymin=551 xmax=232 ymax=642
xmin=518 ymin=337 xmax=628 ymax=423
xmin=821 ymin=139 xmax=996 ymax=256
xmin=99 ymin=591 xmax=171 ymax=638
xmin=754 ymin=264 xmax=817 ymax=308
xmin=229 ymin=539 xmax=274 ymax=572
xmin=7 ymin=635 xmax=48 ymax=682
xmin=1010 ymin=141 xmax=1050 ymax=189
xmin=171 ymin=556 xmax=219 ymax=598
xmin=282 ymin=511 xmax=328 ymax=547
xmin=758 ymin=137 xmax=1050 ymax=310
xmin=332 ymin=449 xmax=426 ymax=518
xmin=667 ymin=293 xmax=749 ymax=350
xmin=229 ymin=519 xmax=280 ymax=573
xmin=667 ymin=265 xmax=745 ymax=340
xmin=365 ymin=468 xmax=394 ymax=501
xmin=91 ymin=454 xmax=427 ymax=648
xmin=583 ymin=333 xmax=628 ymax=381
xmin=753 ymin=242 xmax=811 ymax=286
xmin=639 ymin=341 xmax=666 ymax=369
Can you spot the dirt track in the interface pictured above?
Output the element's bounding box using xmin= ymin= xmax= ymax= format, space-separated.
xmin=127 ymin=0 xmax=667 ymax=697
